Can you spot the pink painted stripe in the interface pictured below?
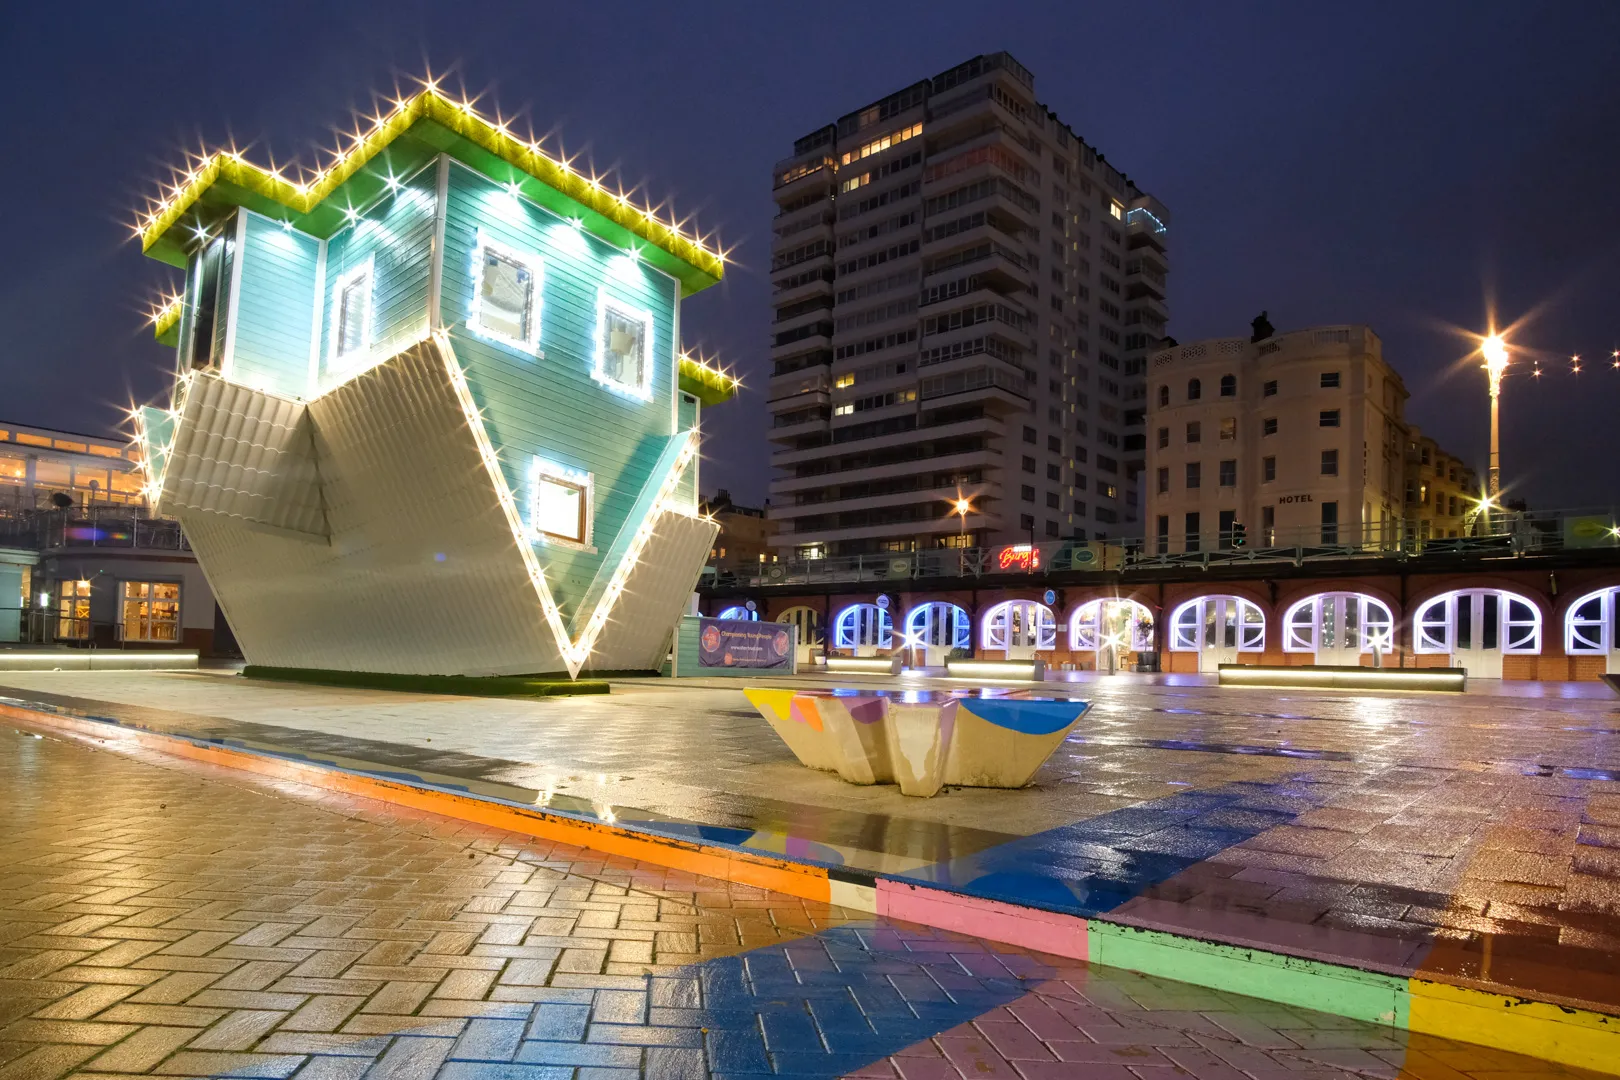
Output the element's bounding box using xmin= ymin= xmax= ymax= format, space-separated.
xmin=876 ymin=879 xmax=1088 ymax=961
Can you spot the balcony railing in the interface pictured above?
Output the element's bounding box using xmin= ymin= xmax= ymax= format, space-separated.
xmin=0 ymin=506 xmax=190 ymax=552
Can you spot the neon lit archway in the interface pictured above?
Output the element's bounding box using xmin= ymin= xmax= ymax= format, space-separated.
xmin=982 ymin=600 xmax=1056 ymax=652
xmin=1414 ymin=589 xmax=1541 ymax=655
xmin=1070 ymin=599 xmax=1155 ymax=652
xmin=833 ymin=603 xmax=892 ymax=650
xmin=1283 ymin=593 xmax=1393 ymax=654
xmin=1566 ymin=586 xmax=1620 ymax=654
xmin=775 ymin=606 xmax=823 ymax=646
xmin=1169 ymin=596 xmax=1265 ymax=652
xmin=905 ymin=602 xmax=971 ymax=650
xmin=716 ymin=605 xmax=757 ymax=621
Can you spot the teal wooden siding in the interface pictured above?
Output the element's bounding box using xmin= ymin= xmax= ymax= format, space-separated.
xmin=439 ymin=162 xmax=681 ymax=623
xmin=315 ymin=164 xmax=437 ymax=394
xmin=228 ymin=212 xmax=320 ymax=398
xmin=676 ymin=393 xmax=698 ymax=508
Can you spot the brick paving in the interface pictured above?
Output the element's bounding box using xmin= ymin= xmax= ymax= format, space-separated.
xmin=0 ymin=721 xmax=1609 ymax=1078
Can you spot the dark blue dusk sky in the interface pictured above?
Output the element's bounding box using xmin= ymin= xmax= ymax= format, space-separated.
xmin=4 ymin=1 xmax=1618 ymax=510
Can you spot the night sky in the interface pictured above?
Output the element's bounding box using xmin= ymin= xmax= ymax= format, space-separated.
xmin=5 ymin=1 xmax=1618 ymax=511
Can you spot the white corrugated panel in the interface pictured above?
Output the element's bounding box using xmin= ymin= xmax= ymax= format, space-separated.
xmin=580 ymin=511 xmax=718 ymax=672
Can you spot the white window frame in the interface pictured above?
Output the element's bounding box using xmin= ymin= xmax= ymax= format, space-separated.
xmin=1566 ymin=587 xmax=1619 ymax=654
xmin=468 ymin=230 xmax=544 ymax=355
xmin=119 ymin=580 xmax=181 ymax=643
xmin=593 ymin=293 xmax=656 ymax=401
xmin=982 ymin=600 xmax=1057 ymax=651
xmin=904 ymin=602 xmax=972 ymax=650
xmin=716 ymin=605 xmax=757 ymax=622
xmin=328 ymin=255 xmax=375 ymax=371
xmin=1169 ymin=596 xmax=1266 ymax=652
xmin=1282 ymin=592 xmax=1394 ymax=654
xmin=834 ymin=603 xmax=893 ymax=649
xmin=776 ymin=606 xmax=823 ymax=647
xmin=1070 ymin=599 xmax=1155 ymax=652
xmin=1413 ymin=589 xmax=1542 ymax=655
xmin=527 ymin=458 xmax=594 ymax=551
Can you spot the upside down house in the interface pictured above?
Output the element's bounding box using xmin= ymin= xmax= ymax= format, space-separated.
xmin=133 ymin=88 xmax=738 ymax=678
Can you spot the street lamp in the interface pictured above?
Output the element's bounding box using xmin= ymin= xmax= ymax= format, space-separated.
xmin=952 ymin=494 xmax=972 ymax=536
xmin=1480 ymin=333 xmax=1509 ymax=528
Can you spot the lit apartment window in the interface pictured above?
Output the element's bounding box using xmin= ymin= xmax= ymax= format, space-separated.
xmin=1186 ymin=421 xmax=1201 ymax=444
xmin=329 ymin=256 xmax=374 ymax=369
xmin=1157 ymin=467 xmax=1169 ymax=494
xmin=594 ymin=295 xmax=655 ymax=399
xmin=1186 ymin=462 xmax=1201 ymax=489
xmin=1219 ymin=418 xmax=1236 ymax=440
xmin=1101 ymin=483 xmax=1118 ymax=499
xmin=1263 ymin=456 xmax=1276 ymax=482
xmin=1319 ymin=409 xmax=1341 ymax=428
xmin=529 ymin=459 xmax=594 ymax=547
xmin=1263 ymin=380 xmax=1278 ymax=397
xmin=833 ymin=404 xmax=853 ymax=416
xmin=57 ymin=579 xmax=91 ymax=640
xmin=1321 ymin=449 xmax=1339 ymax=476
xmin=1321 ymin=371 xmax=1341 ymax=389
xmin=469 ymin=232 xmax=543 ymax=352
xmin=834 ymin=373 xmax=854 ymax=388
xmin=1263 ymin=417 xmax=1278 ymax=436
xmin=120 ymin=581 xmax=180 ymax=643
xmin=1219 ymin=374 xmax=1236 ymax=397
xmin=1218 ymin=460 xmax=1236 ymax=487
xmin=1110 ymin=200 xmax=1123 ymax=220
xmin=1157 ymin=427 xmax=1169 ymax=449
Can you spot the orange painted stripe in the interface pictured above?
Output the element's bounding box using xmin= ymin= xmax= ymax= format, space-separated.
xmin=0 ymin=703 xmax=830 ymax=904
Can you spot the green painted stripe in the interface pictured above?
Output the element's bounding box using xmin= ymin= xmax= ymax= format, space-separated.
xmin=1087 ymin=920 xmax=1411 ymax=1029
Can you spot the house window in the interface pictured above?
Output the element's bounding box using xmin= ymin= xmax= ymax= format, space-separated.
xmin=330 ymin=257 xmax=374 ymax=368
xmin=1186 ymin=421 xmax=1201 ymax=444
xmin=1186 ymin=462 xmax=1201 ymax=489
xmin=1321 ymin=371 xmax=1341 ymax=388
xmin=1263 ymin=380 xmax=1277 ymax=397
xmin=1157 ymin=467 xmax=1169 ymax=494
xmin=1021 ymin=485 xmax=1036 ymax=502
xmin=121 ymin=581 xmax=180 ymax=643
xmin=1187 ymin=378 xmax=1201 ymax=401
xmin=1218 ymin=459 xmax=1236 ymax=486
xmin=1185 ymin=512 xmax=1201 ymax=552
xmin=1046 ymin=491 xmax=1060 ymax=509
xmin=1262 ymin=417 xmax=1277 ymax=436
xmin=529 ymin=460 xmax=594 ymax=547
xmin=1321 ymin=449 xmax=1339 ymax=476
xmin=57 ymin=579 xmax=91 ymax=640
xmin=1022 ymin=456 xmax=1036 ymax=473
xmin=1321 ymin=501 xmax=1339 ymax=544
xmin=1261 ymin=505 xmax=1275 ymax=545
xmin=594 ymin=295 xmax=655 ymax=399
xmin=1157 ymin=427 xmax=1169 ymax=449
xmin=1158 ymin=385 xmax=1169 ymax=407
xmin=1219 ymin=374 xmax=1236 ymax=397
xmin=1219 ymin=417 xmax=1236 ymax=440
xmin=1156 ymin=515 xmax=1169 ymax=553
xmin=1319 ymin=409 xmax=1341 ymax=427
xmin=470 ymin=232 xmax=543 ymax=352
xmin=1263 ymin=456 xmax=1276 ymax=483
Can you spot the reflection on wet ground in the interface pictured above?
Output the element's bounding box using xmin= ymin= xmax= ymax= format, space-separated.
xmin=1 ymin=668 xmax=1618 ymax=1018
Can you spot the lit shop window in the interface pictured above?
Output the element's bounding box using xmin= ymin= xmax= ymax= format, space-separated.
xmin=1414 ymin=590 xmax=1541 ymax=654
xmin=1071 ymin=599 xmax=1155 ymax=652
xmin=1284 ymin=592 xmax=1392 ymax=654
xmin=834 ymin=603 xmax=893 ymax=649
xmin=1170 ymin=596 xmax=1264 ymax=652
xmin=594 ymin=295 xmax=654 ymax=399
xmin=529 ymin=460 xmax=593 ymax=548
xmin=982 ymin=600 xmax=1057 ymax=651
xmin=329 ymin=257 xmax=374 ymax=368
xmin=57 ymin=579 xmax=91 ymax=640
xmin=121 ymin=581 xmax=180 ymax=643
xmin=841 ymin=123 xmax=922 ymax=166
xmin=469 ymin=232 xmax=543 ymax=353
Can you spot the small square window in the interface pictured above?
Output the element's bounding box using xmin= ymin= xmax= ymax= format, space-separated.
xmin=594 ymin=295 xmax=655 ymax=399
xmin=1219 ymin=459 xmax=1236 ymax=486
xmin=470 ymin=233 xmax=543 ymax=352
xmin=1157 ymin=427 xmax=1169 ymax=449
xmin=330 ymin=257 xmax=374 ymax=368
xmin=1022 ymin=456 xmax=1036 ymax=473
xmin=1157 ymin=466 xmax=1169 ymax=494
xmin=1186 ymin=421 xmax=1201 ymax=444
xmin=1263 ymin=380 xmax=1278 ymax=397
xmin=1262 ymin=417 xmax=1278 ymax=436
xmin=1320 ymin=409 xmax=1341 ymax=427
xmin=529 ymin=460 xmax=593 ymax=547
xmin=1046 ymin=491 xmax=1060 ymax=508
xmin=1046 ymin=463 xmax=1061 ymax=481
xmin=1321 ymin=449 xmax=1339 ymax=475
xmin=1019 ymin=514 xmax=1035 ymax=530
xmin=1021 ymin=485 xmax=1035 ymax=502
xmin=1263 ymin=456 xmax=1276 ymax=483
xmin=1185 ymin=462 xmax=1201 ymax=489
xmin=1321 ymin=371 xmax=1341 ymax=388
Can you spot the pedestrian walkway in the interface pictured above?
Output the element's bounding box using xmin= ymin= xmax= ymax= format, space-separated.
xmin=0 ymin=723 xmax=1606 ymax=1078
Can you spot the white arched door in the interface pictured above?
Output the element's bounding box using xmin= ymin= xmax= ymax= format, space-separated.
xmin=1414 ymin=589 xmax=1541 ymax=678
xmin=1171 ymin=596 xmax=1265 ymax=673
xmin=983 ymin=601 xmax=1056 ymax=660
xmin=833 ymin=603 xmax=892 ymax=657
xmin=1070 ymin=599 xmax=1155 ymax=674
xmin=1566 ymin=587 xmax=1620 ymax=675
xmin=905 ymin=602 xmax=971 ymax=667
xmin=776 ymin=607 xmax=823 ymax=664
xmin=1283 ymin=593 xmax=1394 ymax=667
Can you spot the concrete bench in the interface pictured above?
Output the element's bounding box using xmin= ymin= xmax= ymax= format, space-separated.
xmin=744 ymin=687 xmax=1089 ymax=797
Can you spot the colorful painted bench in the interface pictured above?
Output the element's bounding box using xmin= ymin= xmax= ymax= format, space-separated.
xmin=743 ymin=687 xmax=1089 ymax=797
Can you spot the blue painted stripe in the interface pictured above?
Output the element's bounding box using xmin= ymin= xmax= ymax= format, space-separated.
xmin=961 ymin=699 xmax=1088 ymax=735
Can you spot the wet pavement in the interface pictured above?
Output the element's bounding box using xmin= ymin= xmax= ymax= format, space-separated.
xmin=0 ymin=670 xmax=1618 ymax=1018
xmin=0 ymin=720 xmax=1609 ymax=1079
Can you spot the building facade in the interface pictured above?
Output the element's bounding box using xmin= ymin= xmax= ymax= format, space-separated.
xmin=131 ymin=88 xmax=735 ymax=678
xmin=701 ymin=490 xmax=778 ymax=576
xmin=0 ymin=422 xmax=147 ymax=510
xmin=1145 ymin=324 xmax=1408 ymax=553
xmin=766 ymin=52 xmax=1169 ymax=560
xmin=1405 ymin=426 xmax=1481 ymax=541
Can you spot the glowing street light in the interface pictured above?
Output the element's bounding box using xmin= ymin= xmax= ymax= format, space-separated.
xmin=952 ymin=493 xmax=973 ymax=535
xmin=1480 ymin=333 xmax=1509 ymax=525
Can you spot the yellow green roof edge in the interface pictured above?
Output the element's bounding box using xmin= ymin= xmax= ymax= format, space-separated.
xmin=138 ymin=90 xmax=724 ymax=294
xmin=678 ymin=356 xmax=740 ymax=406
xmin=152 ymin=298 xmax=182 ymax=346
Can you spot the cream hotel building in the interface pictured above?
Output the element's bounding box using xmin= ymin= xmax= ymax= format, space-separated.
xmin=1146 ymin=323 xmax=1412 ymax=553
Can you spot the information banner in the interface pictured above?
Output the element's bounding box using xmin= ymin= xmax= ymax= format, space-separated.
xmin=697 ymin=618 xmax=793 ymax=669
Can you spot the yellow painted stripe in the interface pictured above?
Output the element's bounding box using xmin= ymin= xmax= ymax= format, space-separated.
xmin=1407 ymin=977 xmax=1620 ymax=1076
xmin=0 ymin=703 xmax=830 ymax=904
xmin=742 ymin=687 xmax=796 ymax=724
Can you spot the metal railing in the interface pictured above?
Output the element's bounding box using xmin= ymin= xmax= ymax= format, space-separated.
xmin=0 ymin=506 xmax=190 ymax=552
xmin=712 ymin=507 xmax=1620 ymax=590
xmin=0 ymin=609 xmax=184 ymax=649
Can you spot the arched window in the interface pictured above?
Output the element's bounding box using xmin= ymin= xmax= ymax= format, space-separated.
xmin=833 ymin=604 xmax=892 ymax=649
xmin=1169 ymin=596 xmax=1265 ymax=652
xmin=1158 ymin=384 xmax=1170 ymax=407
xmin=776 ymin=606 xmax=823 ymax=646
xmin=1219 ymin=374 xmax=1236 ymax=397
xmin=904 ymin=602 xmax=972 ymax=649
xmin=1070 ymin=599 xmax=1155 ymax=651
xmin=982 ymin=600 xmax=1057 ymax=651
xmin=1187 ymin=378 xmax=1201 ymax=401
xmin=1414 ymin=590 xmax=1541 ymax=654
xmin=1284 ymin=592 xmax=1394 ymax=653
xmin=716 ymin=605 xmax=757 ymax=621
xmin=1566 ymin=587 xmax=1620 ymax=654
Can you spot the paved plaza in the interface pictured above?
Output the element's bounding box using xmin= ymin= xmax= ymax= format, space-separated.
xmin=2 ymin=668 xmax=1618 ymax=1029
xmin=0 ymin=714 xmax=1610 ymax=1078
